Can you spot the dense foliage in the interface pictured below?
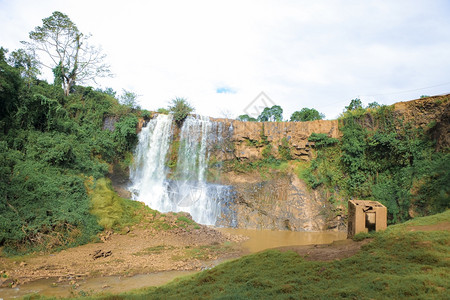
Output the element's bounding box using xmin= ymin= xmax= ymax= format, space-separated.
xmin=0 ymin=48 xmax=139 ymax=253
xmin=290 ymin=107 xmax=325 ymax=122
xmin=300 ymin=101 xmax=449 ymax=223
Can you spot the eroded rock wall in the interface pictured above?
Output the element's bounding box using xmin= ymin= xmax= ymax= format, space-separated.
xmin=211 ymin=118 xmax=340 ymax=161
xmin=216 ymin=171 xmax=331 ymax=231
xmin=393 ymin=95 xmax=449 ymax=150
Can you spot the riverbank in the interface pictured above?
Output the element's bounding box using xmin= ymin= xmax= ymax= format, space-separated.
xmin=0 ymin=225 xmax=347 ymax=298
xmin=92 ymin=210 xmax=450 ymax=299
xmin=0 ymin=213 xmax=246 ymax=290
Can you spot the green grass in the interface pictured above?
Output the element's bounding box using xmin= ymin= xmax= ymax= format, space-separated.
xmin=171 ymin=242 xmax=236 ymax=262
xmin=89 ymin=178 xmax=142 ymax=230
xmin=133 ymin=245 xmax=175 ymax=256
xmin=48 ymin=210 xmax=448 ymax=300
xmin=175 ymin=215 xmax=197 ymax=228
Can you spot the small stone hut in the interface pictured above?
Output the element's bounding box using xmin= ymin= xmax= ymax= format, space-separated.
xmin=347 ymin=200 xmax=387 ymax=238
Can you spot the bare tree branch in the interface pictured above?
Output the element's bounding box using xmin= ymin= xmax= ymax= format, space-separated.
xmin=23 ymin=11 xmax=112 ymax=95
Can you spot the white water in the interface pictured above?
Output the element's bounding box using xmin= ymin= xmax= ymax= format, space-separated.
xmin=130 ymin=115 xmax=235 ymax=226
xmin=129 ymin=114 xmax=174 ymax=210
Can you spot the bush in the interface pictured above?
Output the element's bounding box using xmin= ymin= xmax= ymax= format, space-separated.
xmin=168 ymin=97 xmax=194 ymax=125
xmin=278 ymin=137 xmax=292 ymax=160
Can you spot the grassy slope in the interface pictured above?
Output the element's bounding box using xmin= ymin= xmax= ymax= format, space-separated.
xmin=61 ymin=210 xmax=450 ymax=300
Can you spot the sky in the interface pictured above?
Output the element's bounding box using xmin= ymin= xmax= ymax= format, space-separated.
xmin=1 ymin=0 xmax=450 ymax=120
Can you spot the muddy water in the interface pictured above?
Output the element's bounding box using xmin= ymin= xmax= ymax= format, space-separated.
xmin=0 ymin=229 xmax=346 ymax=299
xmin=218 ymin=228 xmax=347 ymax=253
xmin=0 ymin=270 xmax=196 ymax=299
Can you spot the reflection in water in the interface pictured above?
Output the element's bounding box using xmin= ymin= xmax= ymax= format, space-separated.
xmin=218 ymin=228 xmax=347 ymax=253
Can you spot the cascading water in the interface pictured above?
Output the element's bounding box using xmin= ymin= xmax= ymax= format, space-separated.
xmin=129 ymin=114 xmax=173 ymax=210
xmin=129 ymin=114 xmax=236 ymax=226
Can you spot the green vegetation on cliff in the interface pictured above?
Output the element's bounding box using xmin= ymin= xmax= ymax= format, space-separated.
xmin=0 ymin=46 xmax=140 ymax=253
xmin=301 ymin=100 xmax=449 ymax=223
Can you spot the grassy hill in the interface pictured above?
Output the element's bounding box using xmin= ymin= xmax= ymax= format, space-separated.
xmin=79 ymin=210 xmax=450 ymax=299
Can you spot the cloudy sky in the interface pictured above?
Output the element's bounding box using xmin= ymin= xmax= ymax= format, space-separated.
xmin=1 ymin=0 xmax=449 ymax=119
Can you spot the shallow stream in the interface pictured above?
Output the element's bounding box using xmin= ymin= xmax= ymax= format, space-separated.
xmin=0 ymin=230 xmax=345 ymax=299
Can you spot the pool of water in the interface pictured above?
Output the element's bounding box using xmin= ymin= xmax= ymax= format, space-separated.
xmin=218 ymin=228 xmax=347 ymax=253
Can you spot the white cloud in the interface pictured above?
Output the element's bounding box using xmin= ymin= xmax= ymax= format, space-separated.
xmin=1 ymin=0 xmax=449 ymax=120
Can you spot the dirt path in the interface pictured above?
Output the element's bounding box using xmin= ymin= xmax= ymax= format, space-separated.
xmin=275 ymin=239 xmax=371 ymax=261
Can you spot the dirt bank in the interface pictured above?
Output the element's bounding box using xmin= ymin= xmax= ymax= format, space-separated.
xmin=0 ymin=219 xmax=246 ymax=288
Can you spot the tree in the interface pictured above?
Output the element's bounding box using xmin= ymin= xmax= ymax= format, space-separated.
xmin=119 ymin=89 xmax=140 ymax=110
xmin=345 ymin=98 xmax=363 ymax=111
xmin=168 ymin=97 xmax=194 ymax=125
xmin=0 ymin=48 xmax=22 ymax=122
xmin=8 ymin=48 xmax=40 ymax=88
xmin=367 ymin=102 xmax=380 ymax=109
xmin=257 ymin=105 xmax=283 ymax=122
xmin=95 ymin=87 xmax=116 ymax=97
xmin=237 ymin=114 xmax=257 ymax=122
xmin=23 ymin=11 xmax=111 ymax=96
xmin=290 ymin=108 xmax=325 ymax=122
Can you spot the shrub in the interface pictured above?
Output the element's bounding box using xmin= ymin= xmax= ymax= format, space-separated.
xmin=278 ymin=137 xmax=292 ymax=160
xmin=168 ymin=97 xmax=194 ymax=125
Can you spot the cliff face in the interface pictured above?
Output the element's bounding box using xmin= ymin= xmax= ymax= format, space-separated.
xmin=209 ymin=95 xmax=449 ymax=231
xmin=393 ymin=95 xmax=449 ymax=151
xmin=215 ymin=170 xmax=333 ymax=231
xmin=211 ymin=118 xmax=340 ymax=161
xmin=209 ymin=94 xmax=449 ymax=162
xmin=203 ymin=118 xmax=344 ymax=231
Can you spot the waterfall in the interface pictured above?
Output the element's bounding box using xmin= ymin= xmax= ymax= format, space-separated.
xmin=129 ymin=114 xmax=173 ymax=209
xmin=129 ymin=114 xmax=236 ymax=226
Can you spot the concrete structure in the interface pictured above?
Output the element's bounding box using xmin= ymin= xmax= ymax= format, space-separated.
xmin=347 ymin=200 xmax=387 ymax=238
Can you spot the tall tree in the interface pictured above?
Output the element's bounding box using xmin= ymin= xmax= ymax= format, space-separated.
xmin=257 ymin=105 xmax=283 ymax=122
xmin=23 ymin=11 xmax=111 ymax=96
xmin=290 ymin=108 xmax=325 ymax=122
xmin=0 ymin=48 xmax=22 ymax=121
xmin=8 ymin=48 xmax=40 ymax=88
xmin=119 ymin=89 xmax=140 ymax=110
xmin=345 ymin=98 xmax=363 ymax=111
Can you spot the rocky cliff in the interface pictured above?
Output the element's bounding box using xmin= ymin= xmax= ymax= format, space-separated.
xmin=210 ymin=118 xmax=340 ymax=161
xmin=215 ymin=169 xmax=332 ymax=231
xmin=209 ymin=94 xmax=449 ymax=163
xmin=393 ymin=95 xmax=449 ymax=151
xmin=210 ymin=94 xmax=449 ymax=231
